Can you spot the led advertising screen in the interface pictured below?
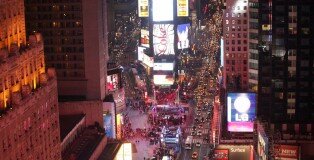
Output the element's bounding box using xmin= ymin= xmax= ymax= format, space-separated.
xmin=153 ymin=24 xmax=175 ymax=57
xmin=153 ymin=75 xmax=174 ymax=85
xmin=177 ymin=23 xmax=190 ymax=49
xmin=152 ymin=0 xmax=174 ymax=21
xmin=227 ymin=93 xmax=256 ymax=132
xmin=213 ymin=149 xmax=229 ymax=160
xmin=274 ymin=145 xmax=299 ymax=160
xmin=258 ymin=132 xmax=268 ymax=160
xmin=177 ymin=0 xmax=189 ymax=17
xmin=107 ymin=74 xmax=119 ymax=92
xmin=138 ymin=47 xmax=154 ymax=67
xmin=103 ymin=114 xmax=114 ymax=138
xmin=138 ymin=0 xmax=149 ymax=17
xmin=140 ymin=29 xmax=149 ymax=48
xmin=153 ymin=63 xmax=174 ymax=71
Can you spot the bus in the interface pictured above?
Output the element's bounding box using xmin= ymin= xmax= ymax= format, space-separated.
xmin=185 ymin=136 xmax=193 ymax=149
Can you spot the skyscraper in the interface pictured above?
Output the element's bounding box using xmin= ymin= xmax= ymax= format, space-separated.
xmin=223 ymin=0 xmax=249 ymax=91
xmin=25 ymin=0 xmax=109 ymax=101
xmin=0 ymin=0 xmax=61 ymax=159
xmin=249 ymin=0 xmax=314 ymax=158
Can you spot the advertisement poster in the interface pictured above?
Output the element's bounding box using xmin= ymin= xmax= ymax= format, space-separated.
xmin=140 ymin=29 xmax=149 ymax=48
xmin=107 ymin=74 xmax=119 ymax=92
xmin=214 ymin=149 xmax=229 ymax=160
xmin=103 ymin=114 xmax=114 ymax=138
xmin=153 ymin=63 xmax=174 ymax=71
xmin=177 ymin=23 xmax=190 ymax=49
xmin=153 ymin=75 xmax=174 ymax=85
xmin=274 ymin=145 xmax=299 ymax=160
xmin=138 ymin=47 xmax=154 ymax=67
xmin=152 ymin=0 xmax=174 ymax=21
xmin=138 ymin=0 xmax=149 ymax=17
xmin=116 ymin=113 xmax=123 ymax=139
xmin=227 ymin=93 xmax=256 ymax=132
xmin=177 ymin=0 xmax=189 ymax=17
xmin=153 ymin=24 xmax=175 ymax=57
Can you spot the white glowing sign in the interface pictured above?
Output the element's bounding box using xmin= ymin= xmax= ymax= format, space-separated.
xmin=152 ymin=0 xmax=174 ymax=21
xmin=153 ymin=24 xmax=175 ymax=56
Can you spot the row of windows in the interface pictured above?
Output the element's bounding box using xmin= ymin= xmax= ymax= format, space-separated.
xmin=27 ymin=13 xmax=82 ymax=20
xmin=226 ymin=46 xmax=248 ymax=52
xmin=225 ymin=33 xmax=248 ymax=39
xmin=225 ymin=26 xmax=248 ymax=32
xmin=44 ymin=38 xmax=83 ymax=45
xmin=225 ymin=12 xmax=247 ymax=18
xmin=26 ymin=3 xmax=82 ymax=12
xmin=225 ymin=19 xmax=247 ymax=25
xmin=56 ymin=70 xmax=85 ymax=78
xmin=45 ymin=46 xmax=84 ymax=53
xmin=226 ymin=39 xmax=248 ymax=45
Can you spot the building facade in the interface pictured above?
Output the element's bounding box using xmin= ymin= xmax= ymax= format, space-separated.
xmin=249 ymin=0 xmax=314 ymax=159
xmin=0 ymin=0 xmax=26 ymax=51
xmin=25 ymin=0 xmax=109 ymax=101
xmin=0 ymin=34 xmax=61 ymax=159
xmin=223 ymin=0 xmax=249 ymax=91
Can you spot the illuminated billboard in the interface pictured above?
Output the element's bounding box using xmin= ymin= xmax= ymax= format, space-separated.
xmin=107 ymin=74 xmax=119 ymax=92
xmin=177 ymin=0 xmax=189 ymax=17
xmin=153 ymin=63 xmax=174 ymax=71
xmin=153 ymin=24 xmax=175 ymax=56
xmin=152 ymin=0 xmax=174 ymax=21
xmin=274 ymin=145 xmax=299 ymax=160
xmin=138 ymin=0 xmax=149 ymax=17
xmin=153 ymin=75 xmax=174 ymax=85
xmin=103 ymin=114 xmax=114 ymax=138
xmin=227 ymin=93 xmax=256 ymax=132
xmin=258 ymin=132 xmax=268 ymax=160
xmin=177 ymin=23 xmax=190 ymax=49
xmin=140 ymin=29 xmax=149 ymax=48
xmin=213 ymin=149 xmax=229 ymax=160
xmin=115 ymin=143 xmax=133 ymax=160
xmin=138 ymin=47 xmax=154 ymax=67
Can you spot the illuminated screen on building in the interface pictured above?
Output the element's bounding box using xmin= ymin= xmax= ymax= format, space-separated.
xmin=227 ymin=93 xmax=256 ymax=132
xmin=274 ymin=145 xmax=299 ymax=160
xmin=153 ymin=63 xmax=174 ymax=71
xmin=152 ymin=0 xmax=174 ymax=21
xmin=177 ymin=23 xmax=190 ymax=49
xmin=153 ymin=24 xmax=175 ymax=57
xmin=138 ymin=0 xmax=149 ymax=17
xmin=138 ymin=47 xmax=154 ymax=67
xmin=103 ymin=114 xmax=114 ymax=138
xmin=107 ymin=74 xmax=119 ymax=92
xmin=140 ymin=29 xmax=149 ymax=48
xmin=153 ymin=75 xmax=174 ymax=85
xmin=177 ymin=0 xmax=189 ymax=17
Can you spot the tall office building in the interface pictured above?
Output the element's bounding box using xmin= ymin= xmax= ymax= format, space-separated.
xmin=249 ymin=0 xmax=314 ymax=158
xmin=223 ymin=0 xmax=249 ymax=91
xmin=0 ymin=0 xmax=61 ymax=159
xmin=25 ymin=0 xmax=109 ymax=101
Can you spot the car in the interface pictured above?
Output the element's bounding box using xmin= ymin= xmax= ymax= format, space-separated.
xmin=195 ymin=141 xmax=201 ymax=147
xmin=196 ymin=112 xmax=201 ymax=116
xmin=192 ymin=152 xmax=198 ymax=159
xmin=197 ymin=108 xmax=202 ymax=112
xmin=198 ymin=124 xmax=203 ymax=129
xmin=202 ymin=106 xmax=207 ymax=111
xmin=197 ymin=130 xmax=202 ymax=136
xmin=191 ymin=131 xmax=196 ymax=136
xmin=201 ymin=117 xmax=205 ymax=123
xmin=203 ymin=136 xmax=209 ymax=142
xmin=195 ymin=118 xmax=199 ymax=123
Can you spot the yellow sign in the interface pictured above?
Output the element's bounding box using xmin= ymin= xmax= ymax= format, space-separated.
xmin=138 ymin=0 xmax=149 ymax=17
xmin=177 ymin=0 xmax=189 ymax=17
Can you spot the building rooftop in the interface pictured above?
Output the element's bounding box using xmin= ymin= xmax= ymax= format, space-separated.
xmin=59 ymin=114 xmax=85 ymax=141
xmin=97 ymin=142 xmax=122 ymax=160
xmin=62 ymin=127 xmax=105 ymax=160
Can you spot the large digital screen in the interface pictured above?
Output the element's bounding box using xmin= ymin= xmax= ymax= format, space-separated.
xmin=177 ymin=0 xmax=189 ymax=17
xmin=103 ymin=114 xmax=114 ymax=138
xmin=138 ymin=47 xmax=154 ymax=67
xmin=107 ymin=74 xmax=119 ymax=92
xmin=140 ymin=29 xmax=149 ymax=48
xmin=227 ymin=93 xmax=256 ymax=132
xmin=258 ymin=132 xmax=268 ymax=160
xmin=153 ymin=63 xmax=174 ymax=71
xmin=153 ymin=75 xmax=174 ymax=85
xmin=152 ymin=0 xmax=174 ymax=21
xmin=138 ymin=0 xmax=149 ymax=17
xmin=153 ymin=24 xmax=175 ymax=56
xmin=177 ymin=23 xmax=190 ymax=49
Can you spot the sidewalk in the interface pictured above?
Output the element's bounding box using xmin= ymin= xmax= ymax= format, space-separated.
xmin=126 ymin=108 xmax=156 ymax=160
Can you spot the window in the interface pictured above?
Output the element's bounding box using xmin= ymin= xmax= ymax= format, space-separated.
xmin=226 ymin=20 xmax=229 ymax=24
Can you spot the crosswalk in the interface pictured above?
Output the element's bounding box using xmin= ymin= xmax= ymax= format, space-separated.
xmin=185 ymin=128 xmax=209 ymax=134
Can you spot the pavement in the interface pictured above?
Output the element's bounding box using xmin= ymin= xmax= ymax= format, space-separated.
xmin=126 ymin=107 xmax=157 ymax=160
